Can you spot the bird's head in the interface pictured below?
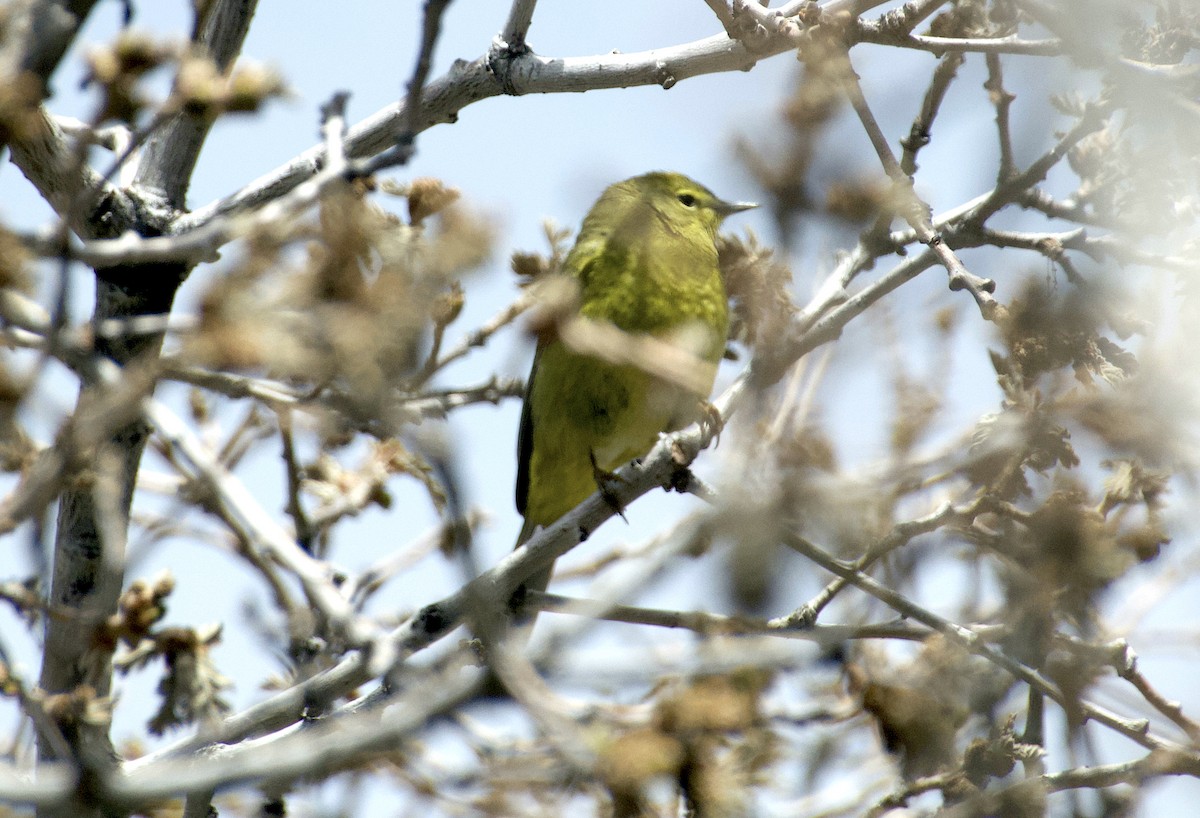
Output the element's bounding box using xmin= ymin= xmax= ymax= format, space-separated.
xmin=629 ymin=171 xmax=757 ymax=237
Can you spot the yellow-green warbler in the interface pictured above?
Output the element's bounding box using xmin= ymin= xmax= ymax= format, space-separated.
xmin=515 ymin=171 xmax=755 ymax=608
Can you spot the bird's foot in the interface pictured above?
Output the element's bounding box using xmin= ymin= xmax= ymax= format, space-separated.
xmin=589 ymin=450 xmax=628 ymax=521
xmin=698 ymin=399 xmax=724 ymax=446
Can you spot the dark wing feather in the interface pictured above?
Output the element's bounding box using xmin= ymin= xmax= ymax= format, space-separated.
xmin=514 ymin=344 xmax=539 ymax=515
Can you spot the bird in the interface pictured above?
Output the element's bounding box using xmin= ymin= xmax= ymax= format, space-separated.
xmin=513 ymin=171 xmax=756 ymax=618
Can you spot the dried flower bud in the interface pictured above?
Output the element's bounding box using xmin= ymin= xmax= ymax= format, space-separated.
xmin=225 ymin=63 xmax=287 ymax=113
xmin=432 ymin=281 xmax=465 ymax=326
xmin=407 ymin=177 xmax=461 ymax=224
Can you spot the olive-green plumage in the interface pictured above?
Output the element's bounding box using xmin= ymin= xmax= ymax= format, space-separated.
xmin=515 ymin=172 xmax=755 ymax=599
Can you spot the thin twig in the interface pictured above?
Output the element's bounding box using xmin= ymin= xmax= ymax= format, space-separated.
xmin=838 ymin=50 xmax=998 ymax=316
xmin=781 ymin=531 xmax=1193 ymax=758
xmin=365 ymin=0 xmax=452 ymax=174
xmin=532 ymin=591 xmax=950 ymax=644
xmin=411 ymin=290 xmax=536 ymax=386
xmin=970 ymin=101 xmax=1113 ymax=224
xmin=143 ymin=399 xmax=382 ymax=651
xmin=984 ymin=52 xmax=1017 ymax=183
xmin=1113 ymin=643 xmax=1200 ymax=743
xmin=899 ymin=51 xmax=964 ymax=177
xmin=779 ymin=499 xmax=976 ymax=625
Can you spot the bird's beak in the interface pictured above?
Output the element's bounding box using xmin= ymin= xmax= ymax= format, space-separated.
xmin=713 ymin=198 xmax=758 ymax=217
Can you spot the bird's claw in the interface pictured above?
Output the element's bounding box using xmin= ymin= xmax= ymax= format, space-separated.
xmin=589 ymin=450 xmax=628 ymax=521
xmin=698 ymin=399 xmax=724 ymax=446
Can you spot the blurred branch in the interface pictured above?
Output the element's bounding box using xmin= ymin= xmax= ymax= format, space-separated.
xmin=137 ymin=366 xmax=751 ymax=766
xmin=1019 ymin=187 xmax=1119 ymax=229
xmin=143 ymin=399 xmax=382 ymax=651
xmin=394 ymin=377 xmax=525 ymax=417
xmin=872 ymin=0 xmax=947 ymax=33
xmin=1043 ymin=752 xmax=1200 ymax=793
xmin=781 ymin=531 xmax=1196 ymax=759
xmin=780 ymin=499 xmax=980 ymax=625
xmin=18 ymin=226 xmax=222 ymax=267
xmin=547 ymin=635 xmax=818 ymax=685
xmin=319 ymin=91 xmax=350 ymax=174
xmin=857 ymin=29 xmax=1065 ymax=56
xmin=160 ymin=365 xmax=301 ymax=405
xmin=135 ymin=0 xmax=260 ymax=206
xmin=277 ymin=409 xmax=315 ymax=554
xmin=412 ymin=289 xmax=536 ymax=385
xmin=8 ymin=109 xmax=127 ymax=234
xmin=346 ymin=515 xmax=478 ymax=607
xmin=363 ymin=0 xmax=453 ymax=174
xmin=532 ymin=590 xmax=949 ymax=644
xmin=161 ymin=362 xmax=524 ymax=422
xmin=13 ymin=96 xmax=385 ymax=269
xmin=968 ymin=101 xmax=1113 ymax=224
xmin=926 ymin=751 xmax=1200 ymax=818
xmin=24 ymin=13 xmax=268 ymax=785
xmin=783 ymin=249 xmax=939 ymax=382
xmin=34 ymin=649 xmax=486 ymax=810
xmin=0 ymin=0 xmax=101 ymax=108
xmin=405 ymin=0 xmax=451 ymax=138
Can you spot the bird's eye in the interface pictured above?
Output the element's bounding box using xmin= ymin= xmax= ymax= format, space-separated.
xmin=677 ymin=193 xmax=697 ymax=207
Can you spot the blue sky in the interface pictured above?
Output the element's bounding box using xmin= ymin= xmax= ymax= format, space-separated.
xmin=2 ymin=0 xmax=1198 ymax=814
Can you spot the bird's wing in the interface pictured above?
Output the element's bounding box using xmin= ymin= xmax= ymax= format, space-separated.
xmin=516 ymin=234 xmax=609 ymax=514
xmin=514 ymin=342 xmax=538 ymax=515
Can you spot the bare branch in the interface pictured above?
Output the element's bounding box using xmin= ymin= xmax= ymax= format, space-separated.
xmin=984 ymin=53 xmax=1017 ymax=182
xmin=143 ymin=399 xmax=382 ymax=651
xmin=412 ymin=289 xmax=536 ymax=385
xmin=376 ymin=0 xmax=453 ymax=173
xmin=1113 ymin=644 xmax=1200 ymax=743
xmin=532 ymin=590 xmax=946 ymax=644
xmin=838 ymin=50 xmax=998 ymax=316
xmin=7 ymin=109 xmax=125 ymax=235
xmin=175 ymin=29 xmax=770 ymax=232
xmin=782 ymin=531 xmax=1193 ymax=759
xmin=499 ymin=0 xmax=538 ymax=53
xmin=899 ymin=51 xmax=964 ymax=177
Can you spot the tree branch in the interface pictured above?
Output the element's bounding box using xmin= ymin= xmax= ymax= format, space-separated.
xmin=136 ymin=0 xmax=261 ymax=206
xmin=0 ymin=0 xmax=101 ymax=107
xmin=499 ymin=0 xmax=538 ymax=54
xmin=781 ymin=531 xmax=1194 ymax=759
